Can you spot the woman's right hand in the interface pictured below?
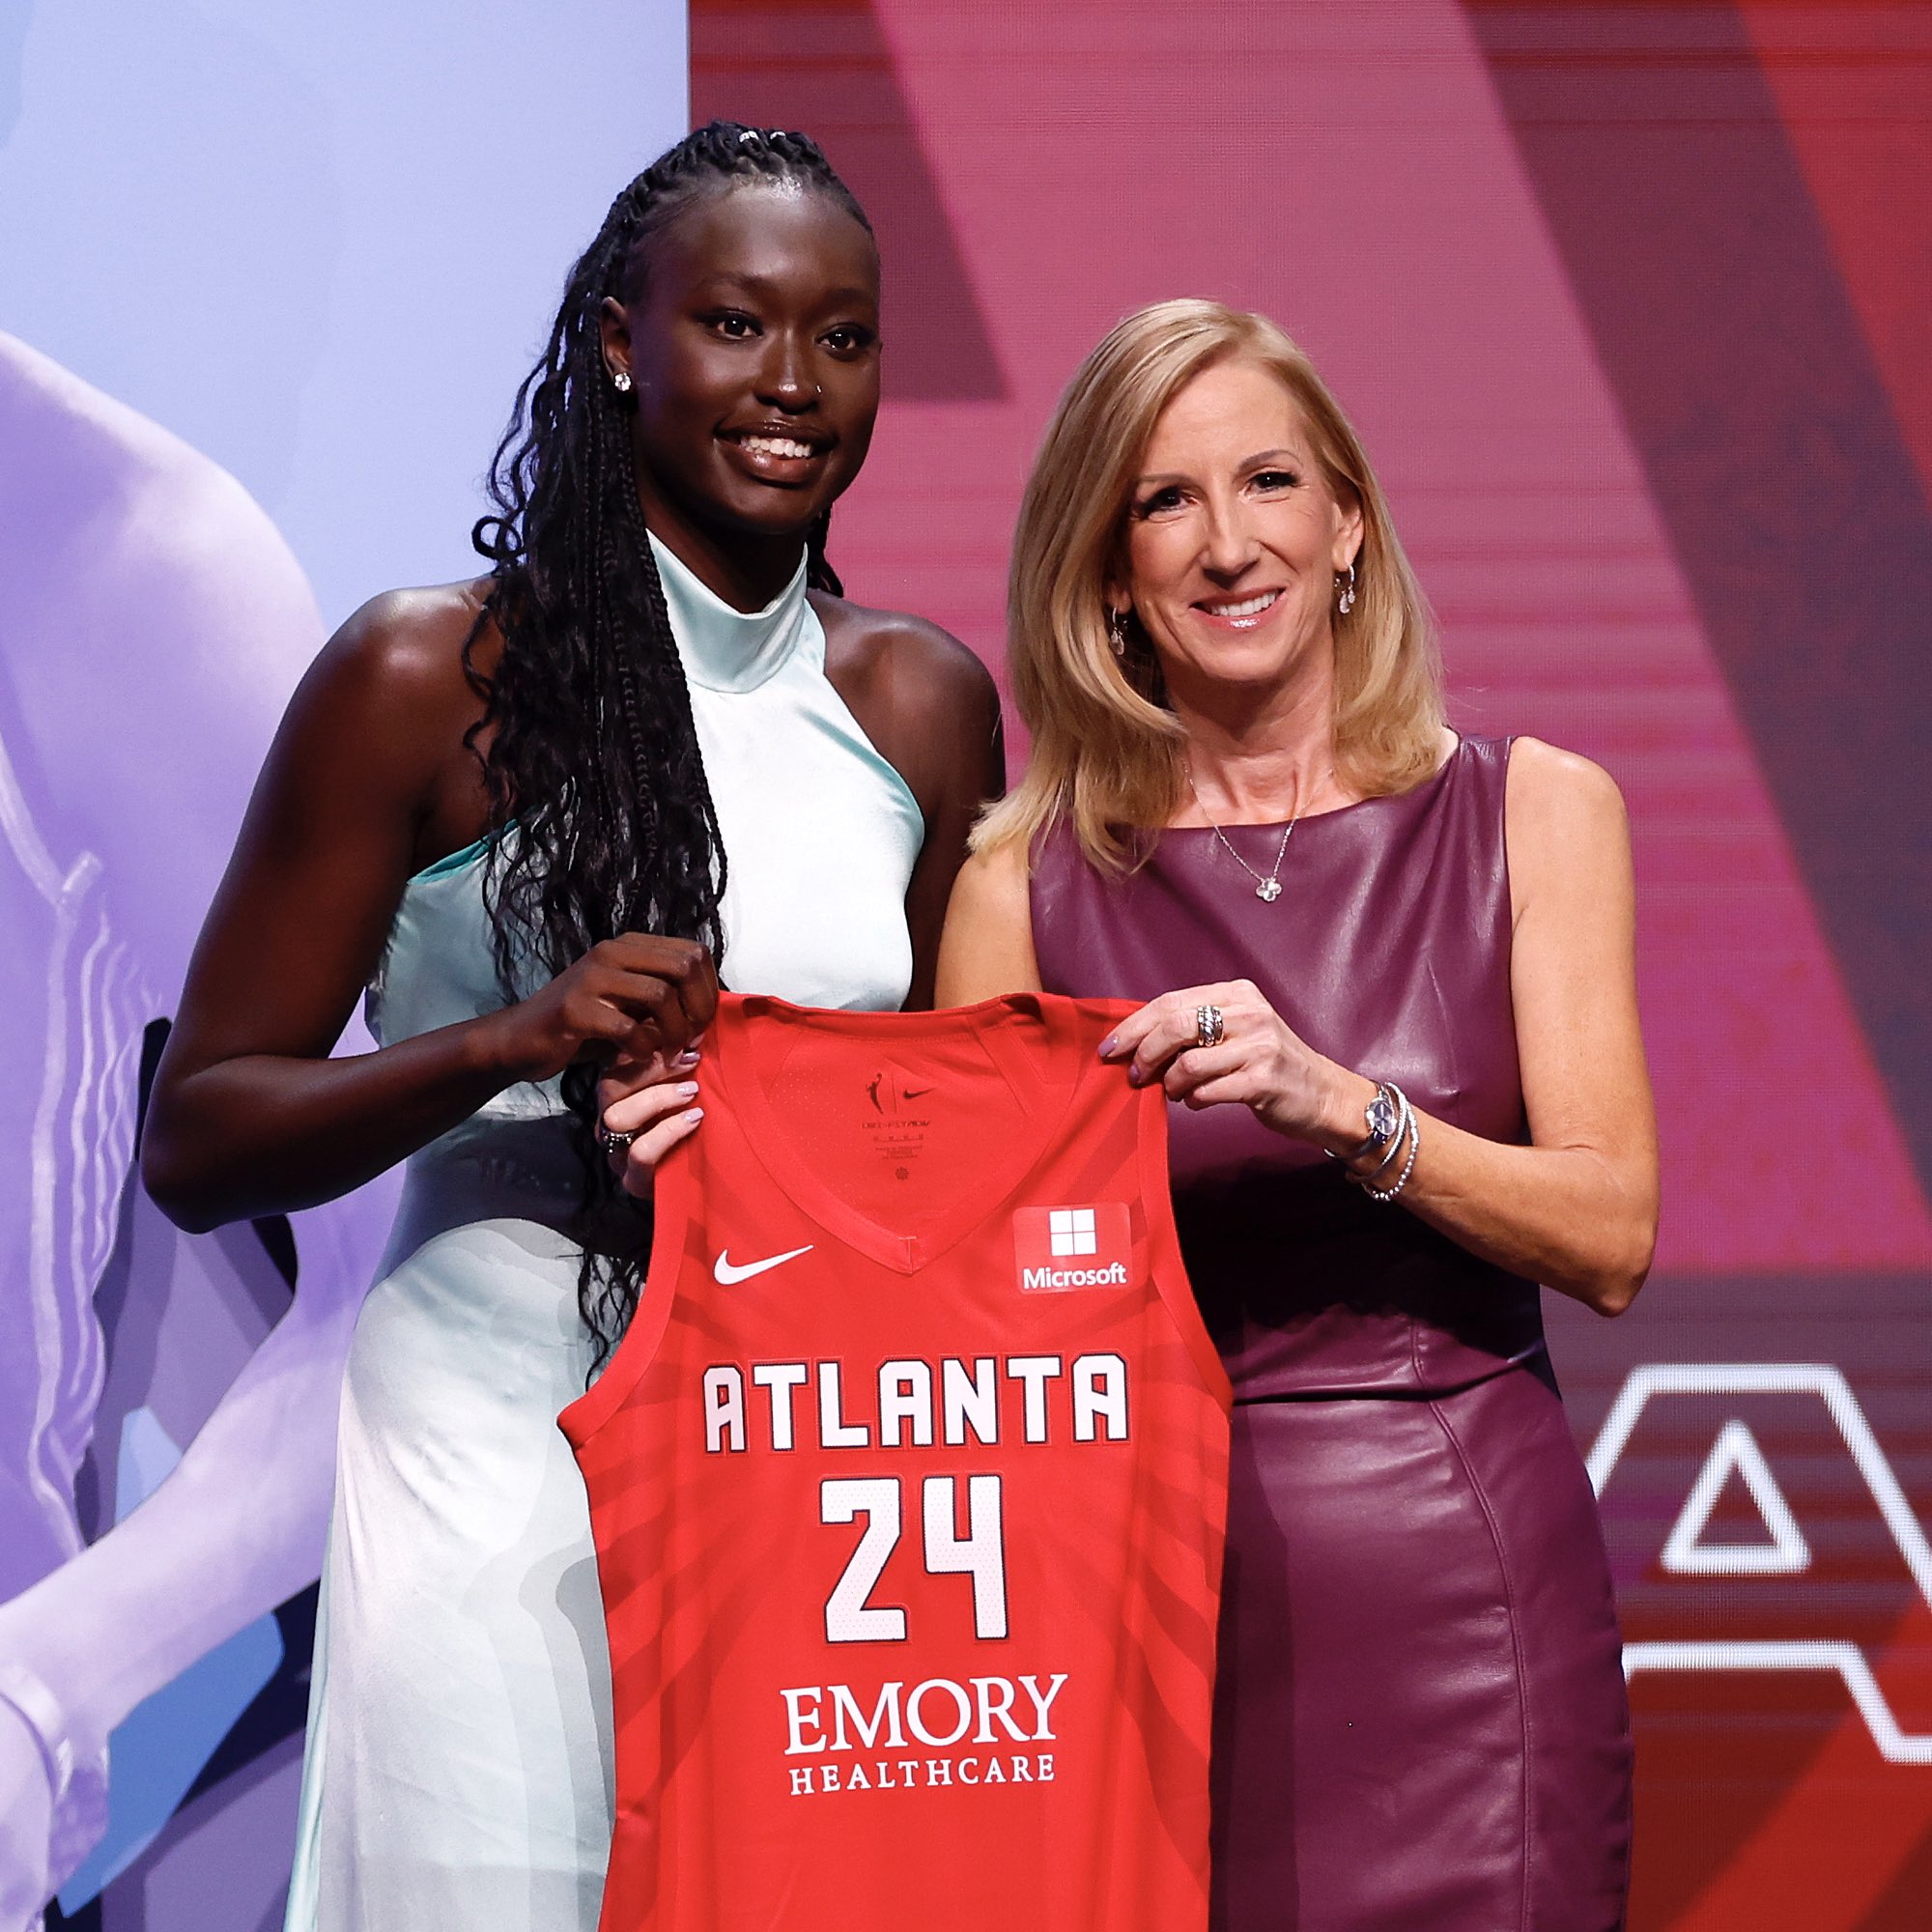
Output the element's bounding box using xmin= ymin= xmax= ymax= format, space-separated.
xmin=596 ymin=1044 xmax=706 ymax=1200
xmin=478 ymin=934 xmax=719 ymax=1086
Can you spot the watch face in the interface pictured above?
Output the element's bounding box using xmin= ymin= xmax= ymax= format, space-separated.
xmin=1366 ymin=1092 xmax=1399 ymax=1142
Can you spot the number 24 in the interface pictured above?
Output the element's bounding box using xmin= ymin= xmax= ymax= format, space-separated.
xmin=821 ymin=1475 xmax=1009 ymax=1643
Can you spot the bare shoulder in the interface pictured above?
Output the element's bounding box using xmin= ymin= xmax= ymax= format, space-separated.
xmin=936 ymin=833 xmax=1040 ymax=1003
xmin=263 ymin=578 xmax=501 ymax=836
xmin=814 ymin=592 xmax=999 ymax=715
xmin=814 ymin=593 xmax=1004 ymax=829
xmin=1503 ymin=737 xmax=1633 ymax=923
xmin=308 ymin=577 xmax=496 ymax=712
xmin=952 ymin=835 xmax=1033 ymax=913
xmin=1504 ymin=734 xmax=1627 ymax=826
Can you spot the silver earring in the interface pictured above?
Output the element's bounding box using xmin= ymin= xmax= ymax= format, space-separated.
xmin=1106 ymin=607 xmax=1129 ymax=659
xmin=1337 ymin=563 xmax=1357 ymax=616
xmin=611 ymin=369 xmax=634 ymax=394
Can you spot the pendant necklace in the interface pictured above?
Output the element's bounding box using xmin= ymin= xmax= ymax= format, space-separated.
xmin=1186 ymin=770 xmax=1299 ymax=902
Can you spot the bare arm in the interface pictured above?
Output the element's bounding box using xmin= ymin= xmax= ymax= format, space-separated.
xmin=936 ymin=837 xmax=1041 ymax=1003
xmin=818 ymin=602 xmax=1006 ymax=1010
xmin=947 ymin=746 xmax=1658 ymax=1316
xmin=1407 ymin=737 xmax=1658 ymax=1309
xmin=4 ymin=585 xmax=715 ymax=1913
xmin=1107 ymin=741 xmax=1657 ymax=1314
xmin=143 ymin=591 xmax=716 ymax=1231
xmin=897 ymin=653 xmax=1006 ymax=1010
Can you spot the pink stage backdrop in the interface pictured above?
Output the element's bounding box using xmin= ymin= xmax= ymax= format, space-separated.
xmin=696 ymin=2 xmax=1932 ymax=1924
xmin=4 ymin=5 xmax=1926 ymax=1928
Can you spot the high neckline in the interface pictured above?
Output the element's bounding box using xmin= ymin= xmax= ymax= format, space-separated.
xmin=648 ymin=530 xmax=810 ymax=695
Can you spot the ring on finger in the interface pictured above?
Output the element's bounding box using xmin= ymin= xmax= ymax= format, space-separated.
xmin=1194 ymin=1003 xmax=1225 ymax=1050
xmin=597 ymin=1122 xmax=639 ymax=1158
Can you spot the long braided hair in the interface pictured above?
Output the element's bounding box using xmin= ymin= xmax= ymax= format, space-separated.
xmin=469 ymin=122 xmax=874 ymax=1361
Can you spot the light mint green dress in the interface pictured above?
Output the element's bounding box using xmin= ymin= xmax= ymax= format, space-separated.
xmin=286 ymin=541 xmax=924 ymax=1930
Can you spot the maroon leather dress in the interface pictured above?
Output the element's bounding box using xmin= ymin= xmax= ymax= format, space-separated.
xmin=1030 ymin=737 xmax=1632 ymax=1931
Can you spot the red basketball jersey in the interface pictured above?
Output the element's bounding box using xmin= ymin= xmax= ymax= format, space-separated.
xmin=560 ymin=992 xmax=1231 ymax=1931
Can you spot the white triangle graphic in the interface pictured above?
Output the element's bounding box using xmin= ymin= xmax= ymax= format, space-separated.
xmin=1661 ymin=1418 xmax=1811 ymax=1576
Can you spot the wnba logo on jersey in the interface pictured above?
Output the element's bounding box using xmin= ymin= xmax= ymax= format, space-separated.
xmin=1013 ymin=1205 xmax=1132 ymax=1293
xmin=866 ymin=1064 xmax=935 ymax=1120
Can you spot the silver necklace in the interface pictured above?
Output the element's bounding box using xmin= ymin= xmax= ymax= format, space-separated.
xmin=1187 ymin=772 xmax=1297 ymax=902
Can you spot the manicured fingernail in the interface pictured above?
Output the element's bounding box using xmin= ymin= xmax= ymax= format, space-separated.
xmin=1098 ymin=1035 xmax=1119 ymax=1058
xmin=1125 ymin=1064 xmax=1145 ymax=1087
xmin=676 ymin=1081 xmax=698 ymax=1098
xmin=676 ymin=1048 xmax=700 ymax=1065
xmin=684 ymin=1107 xmax=704 ymax=1123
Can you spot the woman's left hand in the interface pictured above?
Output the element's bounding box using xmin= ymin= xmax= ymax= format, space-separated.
xmin=1099 ymin=980 xmax=1364 ymax=1150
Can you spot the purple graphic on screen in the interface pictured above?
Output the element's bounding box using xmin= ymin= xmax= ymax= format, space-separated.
xmin=0 ymin=337 xmax=395 ymax=1931
xmin=0 ymin=2 xmax=685 ymax=1922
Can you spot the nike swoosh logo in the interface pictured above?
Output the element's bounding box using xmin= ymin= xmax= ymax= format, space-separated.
xmin=713 ymin=1244 xmax=814 ymax=1286
xmin=902 ymin=1087 xmax=933 ymax=1099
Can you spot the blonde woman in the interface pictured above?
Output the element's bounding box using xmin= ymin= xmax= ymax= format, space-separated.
xmin=939 ymin=301 xmax=1653 ymax=1930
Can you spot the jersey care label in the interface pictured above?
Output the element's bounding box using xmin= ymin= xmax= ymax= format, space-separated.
xmin=1011 ymin=1204 xmax=1133 ymax=1293
xmin=859 ymin=1060 xmax=935 ymax=1182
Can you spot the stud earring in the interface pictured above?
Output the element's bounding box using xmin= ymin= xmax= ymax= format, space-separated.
xmin=1106 ymin=607 xmax=1130 ymax=659
xmin=611 ymin=369 xmax=634 ymax=394
xmin=1336 ymin=562 xmax=1357 ymax=616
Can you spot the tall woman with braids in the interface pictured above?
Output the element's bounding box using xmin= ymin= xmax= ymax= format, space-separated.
xmin=141 ymin=124 xmax=1001 ymax=1929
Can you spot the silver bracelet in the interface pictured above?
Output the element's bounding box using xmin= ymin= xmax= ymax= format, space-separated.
xmin=1357 ymin=1109 xmax=1421 ymax=1203
xmin=0 ymin=1662 xmax=110 ymax=1889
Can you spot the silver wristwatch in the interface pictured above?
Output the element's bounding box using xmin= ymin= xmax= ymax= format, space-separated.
xmin=1330 ymin=1082 xmax=1400 ymax=1164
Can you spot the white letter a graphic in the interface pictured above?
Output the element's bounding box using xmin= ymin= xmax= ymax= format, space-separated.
xmin=1661 ymin=1417 xmax=1810 ymax=1577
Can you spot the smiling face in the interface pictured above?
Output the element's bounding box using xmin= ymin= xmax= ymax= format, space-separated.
xmin=1118 ymin=356 xmax=1363 ymax=710
xmin=600 ymin=180 xmax=881 ymax=593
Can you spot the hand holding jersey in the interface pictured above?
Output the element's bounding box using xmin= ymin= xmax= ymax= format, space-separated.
xmin=560 ymin=992 xmax=1229 ymax=1932
xmin=597 ymin=1042 xmax=708 ymax=1195
xmin=1100 ymin=976 xmax=1370 ymax=1146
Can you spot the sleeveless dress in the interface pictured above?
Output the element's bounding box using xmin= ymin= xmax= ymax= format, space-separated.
xmin=284 ymin=538 xmax=925 ymax=1931
xmin=1029 ymin=736 xmax=1633 ymax=1932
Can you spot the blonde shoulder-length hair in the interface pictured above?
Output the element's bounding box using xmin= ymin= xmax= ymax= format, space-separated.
xmin=976 ymin=298 xmax=1444 ymax=871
